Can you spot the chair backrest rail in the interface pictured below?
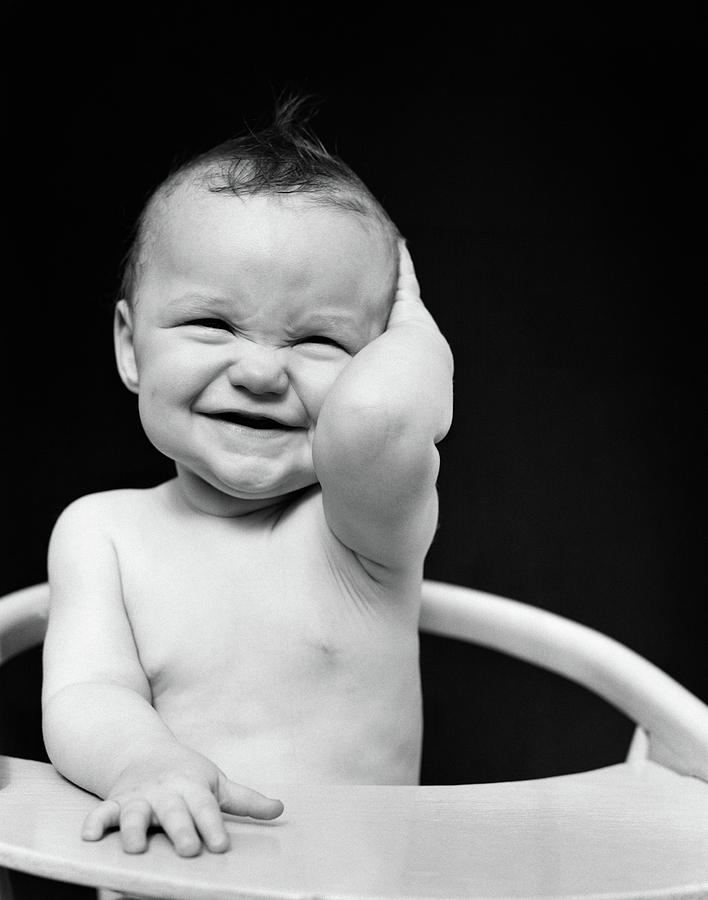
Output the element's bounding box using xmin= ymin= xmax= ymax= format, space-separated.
xmin=420 ymin=580 xmax=708 ymax=780
xmin=0 ymin=583 xmax=49 ymax=666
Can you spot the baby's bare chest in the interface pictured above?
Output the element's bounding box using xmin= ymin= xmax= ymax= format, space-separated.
xmin=115 ymin=508 xmax=414 ymax=703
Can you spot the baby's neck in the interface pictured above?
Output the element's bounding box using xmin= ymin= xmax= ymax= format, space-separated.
xmin=169 ymin=466 xmax=293 ymax=518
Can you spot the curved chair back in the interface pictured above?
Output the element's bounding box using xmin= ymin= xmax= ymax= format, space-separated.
xmin=420 ymin=580 xmax=708 ymax=780
xmin=2 ymin=580 xmax=707 ymax=780
xmin=0 ymin=583 xmax=49 ymax=666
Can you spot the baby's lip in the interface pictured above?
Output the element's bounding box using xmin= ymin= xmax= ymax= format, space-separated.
xmin=201 ymin=409 xmax=299 ymax=429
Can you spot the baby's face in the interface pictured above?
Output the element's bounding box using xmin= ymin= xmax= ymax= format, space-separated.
xmin=116 ymin=186 xmax=396 ymax=503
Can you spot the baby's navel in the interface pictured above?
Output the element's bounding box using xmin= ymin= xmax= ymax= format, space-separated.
xmin=317 ymin=640 xmax=338 ymax=663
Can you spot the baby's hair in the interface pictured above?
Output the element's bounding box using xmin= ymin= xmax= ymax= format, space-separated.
xmin=120 ymin=95 xmax=399 ymax=305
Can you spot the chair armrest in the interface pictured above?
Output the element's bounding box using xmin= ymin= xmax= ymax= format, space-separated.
xmin=0 ymin=583 xmax=50 ymax=666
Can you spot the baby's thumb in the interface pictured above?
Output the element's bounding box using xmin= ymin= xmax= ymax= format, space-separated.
xmin=217 ymin=777 xmax=284 ymax=820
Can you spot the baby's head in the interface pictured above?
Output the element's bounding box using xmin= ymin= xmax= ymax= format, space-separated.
xmin=114 ymin=99 xmax=402 ymax=505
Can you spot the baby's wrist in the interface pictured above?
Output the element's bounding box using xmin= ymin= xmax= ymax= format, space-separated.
xmin=109 ymin=737 xmax=185 ymax=783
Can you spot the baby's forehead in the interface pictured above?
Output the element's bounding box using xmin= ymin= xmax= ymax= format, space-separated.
xmin=149 ymin=179 xmax=394 ymax=250
xmin=141 ymin=183 xmax=398 ymax=308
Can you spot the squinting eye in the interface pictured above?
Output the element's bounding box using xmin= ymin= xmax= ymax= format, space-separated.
xmin=299 ymin=336 xmax=344 ymax=350
xmin=187 ymin=318 xmax=233 ymax=332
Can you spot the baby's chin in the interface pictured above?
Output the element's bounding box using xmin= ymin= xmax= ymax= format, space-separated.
xmin=175 ymin=463 xmax=318 ymax=515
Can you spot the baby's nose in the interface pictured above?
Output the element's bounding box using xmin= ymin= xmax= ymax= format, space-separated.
xmin=227 ymin=345 xmax=289 ymax=395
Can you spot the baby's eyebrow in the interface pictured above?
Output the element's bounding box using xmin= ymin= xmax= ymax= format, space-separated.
xmin=293 ymin=311 xmax=356 ymax=333
xmin=170 ymin=292 xmax=233 ymax=315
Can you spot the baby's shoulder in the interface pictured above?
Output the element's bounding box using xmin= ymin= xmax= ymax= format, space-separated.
xmin=54 ymin=485 xmax=165 ymax=536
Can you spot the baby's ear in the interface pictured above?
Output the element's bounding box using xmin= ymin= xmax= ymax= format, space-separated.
xmin=114 ymin=300 xmax=140 ymax=393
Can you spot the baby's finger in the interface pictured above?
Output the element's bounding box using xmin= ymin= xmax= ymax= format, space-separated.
xmin=218 ymin=777 xmax=284 ymax=820
xmin=184 ymin=788 xmax=231 ymax=853
xmin=82 ymin=799 xmax=120 ymax=841
xmin=119 ymin=798 xmax=153 ymax=854
xmin=152 ymin=795 xmax=202 ymax=857
xmin=397 ymin=240 xmax=421 ymax=297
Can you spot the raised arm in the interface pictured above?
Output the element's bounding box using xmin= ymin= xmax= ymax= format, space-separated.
xmin=42 ymin=495 xmax=282 ymax=857
xmin=313 ymin=241 xmax=453 ymax=577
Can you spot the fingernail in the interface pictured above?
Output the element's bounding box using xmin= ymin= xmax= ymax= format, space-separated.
xmin=179 ymin=840 xmax=201 ymax=857
xmin=124 ymin=843 xmax=146 ymax=854
xmin=212 ymin=835 xmax=230 ymax=852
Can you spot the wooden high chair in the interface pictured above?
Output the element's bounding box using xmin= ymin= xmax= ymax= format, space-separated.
xmin=1 ymin=580 xmax=707 ymax=899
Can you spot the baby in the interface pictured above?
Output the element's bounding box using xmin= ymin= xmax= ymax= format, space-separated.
xmin=41 ymin=99 xmax=454 ymax=858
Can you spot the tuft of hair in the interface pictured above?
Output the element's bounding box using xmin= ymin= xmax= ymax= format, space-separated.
xmin=191 ymin=95 xmax=372 ymax=206
xmin=120 ymin=95 xmax=399 ymax=304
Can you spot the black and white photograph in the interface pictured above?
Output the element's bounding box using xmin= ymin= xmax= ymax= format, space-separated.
xmin=2 ymin=6 xmax=706 ymax=899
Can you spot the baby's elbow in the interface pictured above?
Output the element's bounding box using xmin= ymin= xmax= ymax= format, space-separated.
xmin=316 ymin=392 xmax=439 ymax=477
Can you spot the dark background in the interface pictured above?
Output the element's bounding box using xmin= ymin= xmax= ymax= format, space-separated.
xmin=2 ymin=8 xmax=705 ymax=883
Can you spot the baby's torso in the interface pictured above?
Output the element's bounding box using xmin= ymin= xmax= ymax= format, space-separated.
xmin=110 ymin=483 xmax=423 ymax=789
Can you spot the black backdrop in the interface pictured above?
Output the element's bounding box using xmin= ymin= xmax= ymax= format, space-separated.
xmin=3 ymin=5 xmax=706 ymax=799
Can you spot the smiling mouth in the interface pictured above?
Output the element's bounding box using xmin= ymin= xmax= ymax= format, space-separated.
xmin=205 ymin=411 xmax=295 ymax=430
